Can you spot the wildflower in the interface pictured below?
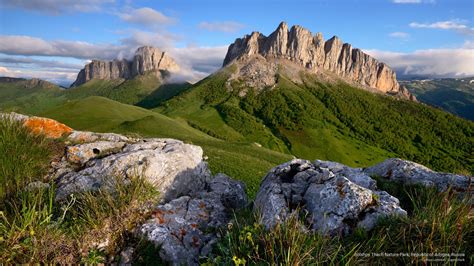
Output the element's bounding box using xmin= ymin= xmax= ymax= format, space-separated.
xmin=246 ymin=232 xmax=252 ymax=241
xmin=30 ymin=229 xmax=35 ymax=236
xmin=232 ymin=256 xmax=246 ymax=266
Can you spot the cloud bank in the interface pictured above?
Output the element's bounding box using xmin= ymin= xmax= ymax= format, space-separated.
xmin=409 ymin=19 xmax=474 ymax=36
xmin=1 ymin=0 xmax=114 ymax=14
xmin=365 ymin=46 xmax=474 ymax=78
xmin=0 ymin=34 xmax=228 ymax=85
xmin=119 ymin=7 xmax=176 ymax=28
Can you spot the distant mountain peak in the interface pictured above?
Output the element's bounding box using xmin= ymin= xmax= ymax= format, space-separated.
xmin=223 ymin=22 xmax=414 ymax=100
xmin=71 ymin=46 xmax=179 ymax=87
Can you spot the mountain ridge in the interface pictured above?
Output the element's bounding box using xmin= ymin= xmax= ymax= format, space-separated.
xmin=71 ymin=46 xmax=180 ymax=87
xmin=223 ymin=22 xmax=414 ymax=100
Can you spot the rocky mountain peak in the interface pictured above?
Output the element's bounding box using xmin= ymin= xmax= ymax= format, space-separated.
xmin=71 ymin=46 xmax=179 ymax=87
xmin=223 ymin=22 xmax=415 ymax=100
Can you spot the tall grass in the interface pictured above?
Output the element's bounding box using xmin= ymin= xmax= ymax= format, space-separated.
xmin=0 ymin=117 xmax=56 ymax=201
xmin=0 ymin=118 xmax=159 ymax=263
xmin=209 ymin=181 xmax=473 ymax=265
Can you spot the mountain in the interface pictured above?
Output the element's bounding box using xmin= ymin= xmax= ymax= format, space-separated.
xmin=0 ymin=77 xmax=65 ymax=114
xmin=157 ymin=68 xmax=473 ymax=174
xmin=223 ymin=22 xmax=414 ymax=100
xmin=0 ymin=24 xmax=472 ymax=176
xmin=0 ymin=74 xmax=190 ymax=114
xmin=401 ymin=78 xmax=474 ymax=121
xmin=71 ymin=46 xmax=180 ymax=87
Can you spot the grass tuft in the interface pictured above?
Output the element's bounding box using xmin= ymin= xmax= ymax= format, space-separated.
xmin=0 ymin=119 xmax=160 ymax=263
xmin=209 ymin=180 xmax=473 ymax=265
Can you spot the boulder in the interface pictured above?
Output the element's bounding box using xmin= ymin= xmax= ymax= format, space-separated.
xmin=364 ymin=158 xmax=473 ymax=194
xmin=66 ymin=130 xmax=130 ymax=143
xmin=53 ymin=138 xmax=211 ymax=202
xmin=138 ymin=173 xmax=247 ymax=265
xmin=0 ymin=112 xmax=72 ymax=138
xmin=254 ymin=159 xmax=406 ymax=235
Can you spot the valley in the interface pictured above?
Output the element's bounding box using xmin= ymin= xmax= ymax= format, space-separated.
xmin=1 ymin=15 xmax=473 ymax=264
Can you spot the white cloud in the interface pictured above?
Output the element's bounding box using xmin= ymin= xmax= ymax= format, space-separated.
xmin=364 ymin=46 xmax=474 ymax=78
xmin=409 ymin=20 xmax=474 ymax=36
xmin=1 ymin=0 xmax=114 ymax=15
xmin=119 ymin=29 xmax=181 ymax=52
xmin=392 ymin=0 xmax=435 ymax=3
xmin=389 ymin=32 xmax=410 ymax=39
xmin=0 ymin=33 xmax=229 ymax=84
xmin=0 ymin=35 xmax=127 ymax=60
xmin=0 ymin=56 xmax=83 ymax=70
xmin=168 ymin=46 xmax=228 ymax=82
xmin=119 ymin=7 xmax=176 ymax=28
xmin=0 ymin=65 xmax=77 ymax=86
xmin=198 ymin=21 xmax=245 ymax=33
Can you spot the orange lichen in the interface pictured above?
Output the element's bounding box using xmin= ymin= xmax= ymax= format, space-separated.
xmin=23 ymin=117 xmax=73 ymax=139
xmin=153 ymin=209 xmax=166 ymax=224
xmin=66 ymin=146 xmax=82 ymax=164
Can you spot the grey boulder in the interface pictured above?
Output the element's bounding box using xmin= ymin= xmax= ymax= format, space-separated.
xmin=52 ymin=137 xmax=211 ymax=202
xmin=364 ymin=158 xmax=473 ymax=194
xmin=254 ymin=159 xmax=406 ymax=235
xmin=138 ymin=173 xmax=247 ymax=265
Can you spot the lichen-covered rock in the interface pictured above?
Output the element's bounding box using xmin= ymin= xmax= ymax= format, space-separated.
xmin=0 ymin=112 xmax=72 ymax=138
xmin=364 ymin=158 xmax=473 ymax=194
xmin=0 ymin=112 xmax=29 ymax=122
xmin=66 ymin=141 xmax=126 ymax=165
xmin=254 ymin=159 xmax=406 ymax=235
xmin=53 ymin=138 xmax=211 ymax=202
xmin=138 ymin=173 xmax=247 ymax=265
xmin=66 ymin=130 xmax=130 ymax=143
xmin=314 ymin=160 xmax=377 ymax=190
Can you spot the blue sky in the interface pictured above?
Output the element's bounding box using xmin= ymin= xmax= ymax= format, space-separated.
xmin=0 ymin=0 xmax=473 ymax=85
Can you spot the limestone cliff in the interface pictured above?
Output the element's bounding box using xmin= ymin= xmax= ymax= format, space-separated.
xmin=71 ymin=46 xmax=179 ymax=87
xmin=223 ymin=22 xmax=414 ymax=100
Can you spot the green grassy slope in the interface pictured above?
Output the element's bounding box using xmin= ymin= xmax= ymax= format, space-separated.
xmin=40 ymin=96 xmax=291 ymax=196
xmin=0 ymin=79 xmax=66 ymax=114
xmin=401 ymin=78 xmax=474 ymax=121
xmin=157 ymin=72 xmax=391 ymax=168
xmin=158 ymin=69 xmax=473 ymax=174
xmin=0 ymin=74 xmax=189 ymax=113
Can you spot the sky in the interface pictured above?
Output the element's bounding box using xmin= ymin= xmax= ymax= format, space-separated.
xmin=0 ymin=0 xmax=473 ymax=86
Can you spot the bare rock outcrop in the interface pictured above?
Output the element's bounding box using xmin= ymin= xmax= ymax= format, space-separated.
xmin=52 ymin=136 xmax=211 ymax=202
xmin=254 ymin=159 xmax=407 ymax=236
xmin=138 ymin=174 xmax=247 ymax=265
xmin=71 ymin=46 xmax=179 ymax=87
xmin=254 ymin=157 xmax=472 ymax=235
xmin=364 ymin=158 xmax=473 ymax=194
xmin=223 ymin=22 xmax=414 ymax=100
xmin=1 ymin=112 xmax=72 ymax=138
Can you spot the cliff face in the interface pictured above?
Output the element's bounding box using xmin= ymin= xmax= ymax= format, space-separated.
xmin=71 ymin=46 xmax=179 ymax=87
xmin=223 ymin=22 xmax=414 ymax=100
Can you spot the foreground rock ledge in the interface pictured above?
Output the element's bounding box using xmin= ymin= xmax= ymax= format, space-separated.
xmin=254 ymin=158 xmax=472 ymax=236
xmin=1 ymin=112 xmax=248 ymax=264
xmin=254 ymin=159 xmax=407 ymax=236
xmin=52 ymin=136 xmax=211 ymax=202
xmin=138 ymin=174 xmax=247 ymax=265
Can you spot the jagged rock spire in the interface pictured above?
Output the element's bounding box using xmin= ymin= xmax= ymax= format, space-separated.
xmin=222 ymin=21 xmax=414 ymax=99
xmin=71 ymin=46 xmax=179 ymax=87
